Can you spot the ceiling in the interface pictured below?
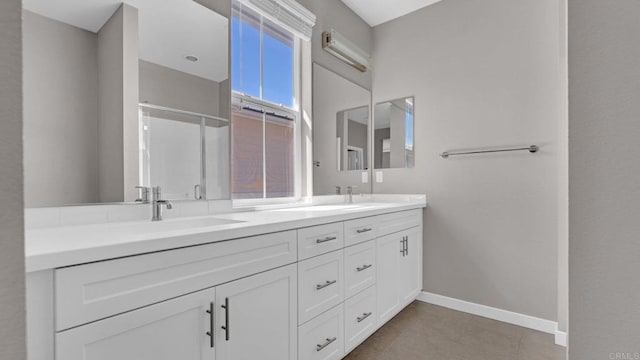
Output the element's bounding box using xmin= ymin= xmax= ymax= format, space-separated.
xmin=23 ymin=0 xmax=229 ymax=82
xmin=346 ymin=106 xmax=369 ymax=126
xmin=341 ymin=0 xmax=443 ymax=27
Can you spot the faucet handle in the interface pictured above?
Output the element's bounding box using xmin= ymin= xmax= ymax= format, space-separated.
xmin=135 ymin=186 xmax=150 ymax=203
xmin=335 ymin=186 xmax=342 ymax=195
xmin=152 ymin=186 xmax=162 ymax=199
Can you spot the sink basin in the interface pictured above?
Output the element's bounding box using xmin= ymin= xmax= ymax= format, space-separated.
xmin=273 ymin=203 xmax=382 ymax=212
xmin=109 ymin=216 xmax=244 ymax=234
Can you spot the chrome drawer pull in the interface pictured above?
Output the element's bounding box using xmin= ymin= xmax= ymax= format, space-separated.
xmin=356 ymin=264 xmax=372 ymax=272
xmin=221 ymin=297 xmax=230 ymax=341
xmin=205 ymin=302 xmax=214 ymax=348
xmin=316 ymin=280 xmax=337 ymax=290
xmin=316 ymin=337 xmax=337 ymax=352
xmin=357 ymin=312 xmax=372 ymax=323
xmin=316 ymin=236 xmax=337 ymax=244
xmin=356 ymin=228 xmax=372 ymax=234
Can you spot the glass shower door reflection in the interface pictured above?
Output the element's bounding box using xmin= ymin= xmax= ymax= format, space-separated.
xmin=139 ymin=104 xmax=229 ymax=201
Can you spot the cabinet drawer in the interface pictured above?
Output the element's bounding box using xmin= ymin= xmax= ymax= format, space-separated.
xmin=344 ymin=217 xmax=377 ymax=247
xmin=298 ymin=250 xmax=344 ymax=324
xmin=375 ymin=209 xmax=422 ymax=237
xmin=298 ymin=222 xmax=344 ymax=260
xmin=344 ymin=285 xmax=377 ymax=353
xmin=344 ymin=240 xmax=376 ymax=299
xmin=55 ymin=230 xmax=297 ymax=331
xmin=298 ymin=304 xmax=344 ymax=360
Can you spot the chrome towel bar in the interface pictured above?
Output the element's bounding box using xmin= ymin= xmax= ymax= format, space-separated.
xmin=440 ymin=145 xmax=539 ymax=159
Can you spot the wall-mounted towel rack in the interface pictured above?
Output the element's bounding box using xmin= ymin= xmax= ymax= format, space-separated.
xmin=440 ymin=145 xmax=539 ymax=159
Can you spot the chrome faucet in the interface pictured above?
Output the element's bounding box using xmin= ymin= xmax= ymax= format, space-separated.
xmin=346 ymin=186 xmax=354 ymax=204
xmin=135 ymin=186 xmax=150 ymax=203
xmin=152 ymin=186 xmax=173 ymax=221
xmin=335 ymin=186 xmax=342 ymax=195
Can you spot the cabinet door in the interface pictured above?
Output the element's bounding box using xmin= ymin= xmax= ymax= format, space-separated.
xmin=56 ymin=288 xmax=216 ymax=360
xmin=376 ymin=232 xmax=403 ymax=324
xmin=399 ymin=227 xmax=422 ymax=306
xmin=215 ymin=264 xmax=297 ymax=360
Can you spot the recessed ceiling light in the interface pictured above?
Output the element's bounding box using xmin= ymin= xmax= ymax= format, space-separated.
xmin=185 ymin=55 xmax=198 ymax=62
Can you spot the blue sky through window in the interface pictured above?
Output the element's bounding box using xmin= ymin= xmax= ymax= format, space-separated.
xmin=405 ymin=103 xmax=414 ymax=149
xmin=231 ymin=8 xmax=294 ymax=108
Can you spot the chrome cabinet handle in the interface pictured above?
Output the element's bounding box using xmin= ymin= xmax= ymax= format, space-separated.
xmin=357 ymin=312 xmax=372 ymax=323
xmin=316 ymin=337 xmax=337 ymax=352
xmin=221 ymin=297 xmax=230 ymax=341
xmin=316 ymin=280 xmax=337 ymax=290
xmin=404 ymin=236 xmax=409 ymax=256
xmin=316 ymin=236 xmax=337 ymax=244
xmin=400 ymin=236 xmax=406 ymax=256
xmin=356 ymin=228 xmax=372 ymax=234
xmin=356 ymin=264 xmax=372 ymax=272
xmin=205 ymin=302 xmax=214 ymax=348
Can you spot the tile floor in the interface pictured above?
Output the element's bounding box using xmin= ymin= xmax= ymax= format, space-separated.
xmin=344 ymin=301 xmax=566 ymax=360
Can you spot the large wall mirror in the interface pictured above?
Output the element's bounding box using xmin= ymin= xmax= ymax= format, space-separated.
xmin=23 ymin=0 xmax=230 ymax=207
xmin=312 ymin=64 xmax=371 ymax=195
xmin=374 ymin=97 xmax=415 ymax=169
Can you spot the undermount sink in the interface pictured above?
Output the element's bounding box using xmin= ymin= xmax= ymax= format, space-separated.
xmin=110 ymin=216 xmax=244 ymax=234
xmin=274 ymin=203 xmax=383 ymax=212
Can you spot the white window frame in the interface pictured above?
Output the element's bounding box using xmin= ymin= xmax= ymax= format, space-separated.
xmin=230 ymin=14 xmax=304 ymax=207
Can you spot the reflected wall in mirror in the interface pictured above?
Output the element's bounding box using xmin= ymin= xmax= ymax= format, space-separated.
xmin=22 ymin=0 xmax=230 ymax=207
xmin=374 ymin=97 xmax=415 ymax=169
xmin=312 ymin=64 xmax=371 ymax=195
xmin=336 ymin=106 xmax=369 ymax=171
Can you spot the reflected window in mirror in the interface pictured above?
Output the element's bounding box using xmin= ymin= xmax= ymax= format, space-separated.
xmin=230 ymin=1 xmax=300 ymax=201
xmin=336 ymin=106 xmax=369 ymax=171
xmin=374 ymin=97 xmax=415 ymax=169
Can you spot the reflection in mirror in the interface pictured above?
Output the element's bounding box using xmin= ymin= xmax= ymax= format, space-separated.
xmin=336 ymin=106 xmax=369 ymax=171
xmin=312 ymin=64 xmax=371 ymax=195
xmin=22 ymin=0 xmax=230 ymax=207
xmin=374 ymin=97 xmax=415 ymax=169
xmin=139 ymin=106 xmax=229 ymax=201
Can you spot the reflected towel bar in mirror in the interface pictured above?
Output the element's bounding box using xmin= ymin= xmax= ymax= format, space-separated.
xmin=440 ymin=145 xmax=539 ymax=159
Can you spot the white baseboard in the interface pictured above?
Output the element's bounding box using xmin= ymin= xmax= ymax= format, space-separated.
xmin=554 ymin=330 xmax=567 ymax=347
xmin=416 ymin=292 xmax=567 ymax=347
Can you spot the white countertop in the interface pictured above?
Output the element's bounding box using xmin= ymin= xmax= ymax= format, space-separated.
xmin=25 ymin=197 xmax=426 ymax=272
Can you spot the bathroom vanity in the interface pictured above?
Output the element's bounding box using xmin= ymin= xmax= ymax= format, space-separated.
xmin=26 ymin=199 xmax=425 ymax=360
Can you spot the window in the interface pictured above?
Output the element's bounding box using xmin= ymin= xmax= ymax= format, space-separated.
xmin=231 ymin=1 xmax=300 ymax=200
xmin=405 ymin=98 xmax=414 ymax=167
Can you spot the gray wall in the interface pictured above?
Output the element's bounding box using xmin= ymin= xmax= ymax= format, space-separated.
xmin=139 ymin=60 xmax=221 ymax=116
xmin=568 ymin=0 xmax=640 ymax=357
xmin=374 ymin=128 xmax=390 ymax=169
xmin=0 ymin=0 xmax=26 ymax=359
xmin=98 ymin=4 xmax=139 ymax=203
xmin=23 ymin=11 xmax=99 ymax=207
xmin=348 ymin=120 xmax=368 ymax=167
xmin=299 ymin=0 xmax=372 ymax=89
xmin=371 ymin=0 xmax=564 ymax=322
xmin=389 ymin=104 xmax=407 ymax=168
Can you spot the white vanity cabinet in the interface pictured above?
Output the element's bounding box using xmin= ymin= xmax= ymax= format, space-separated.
xmin=56 ymin=287 xmax=217 ymax=360
xmin=56 ymin=264 xmax=297 ymax=360
xmin=214 ymin=264 xmax=298 ymax=360
xmin=27 ymin=206 xmax=424 ymax=360
xmin=377 ymin=225 xmax=423 ymax=324
xmin=298 ymin=208 xmax=423 ymax=359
